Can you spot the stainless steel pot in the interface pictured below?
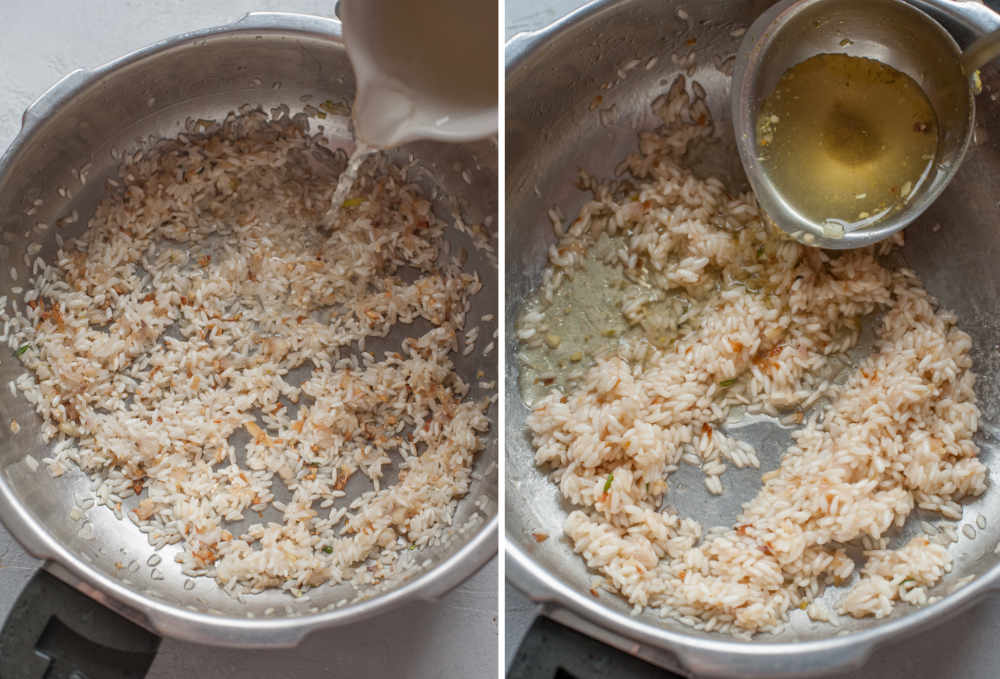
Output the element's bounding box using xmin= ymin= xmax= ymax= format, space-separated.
xmin=505 ymin=1 xmax=1000 ymax=676
xmin=0 ymin=12 xmax=497 ymax=648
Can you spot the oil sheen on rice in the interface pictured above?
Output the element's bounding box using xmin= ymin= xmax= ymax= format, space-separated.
xmin=755 ymin=53 xmax=938 ymax=234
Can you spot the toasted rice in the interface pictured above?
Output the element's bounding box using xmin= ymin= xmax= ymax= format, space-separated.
xmin=519 ymin=76 xmax=985 ymax=634
xmin=5 ymin=108 xmax=491 ymax=595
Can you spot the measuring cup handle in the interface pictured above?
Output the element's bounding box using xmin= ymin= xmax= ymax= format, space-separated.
xmin=962 ymin=27 xmax=1000 ymax=73
xmin=0 ymin=569 xmax=160 ymax=679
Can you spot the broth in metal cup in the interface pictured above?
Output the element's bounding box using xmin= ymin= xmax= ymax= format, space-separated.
xmin=731 ymin=0 xmax=1000 ymax=249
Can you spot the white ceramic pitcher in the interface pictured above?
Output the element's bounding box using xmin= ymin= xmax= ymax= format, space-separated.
xmin=339 ymin=0 xmax=498 ymax=148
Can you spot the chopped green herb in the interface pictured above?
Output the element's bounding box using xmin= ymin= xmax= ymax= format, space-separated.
xmin=342 ymin=197 xmax=365 ymax=208
xmin=16 ymin=344 xmax=30 ymax=356
xmin=321 ymin=545 xmax=333 ymax=554
xmin=320 ymin=99 xmax=351 ymax=116
xmin=719 ymin=378 xmax=737 ymax=387
xmin=409 ymin=544 xmax=417 ymax=551
xmin=756 ymin=245 xmax=765 ymax=260
xmin=603 ymin=473 xmax=614 ymax=493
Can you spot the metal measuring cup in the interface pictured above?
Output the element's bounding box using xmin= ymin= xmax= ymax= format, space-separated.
xmin=732 ymin=0 xmax=1000 ymax=248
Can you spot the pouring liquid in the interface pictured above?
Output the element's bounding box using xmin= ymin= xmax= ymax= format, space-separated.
xmin=330 ymin=0 xmax=496 ymax=221
xmin=345 ymin=0 xmax=497 ymax=148
xmin=328 ymin=142 xmax=375 ymax=223
xmin=755 ymin=53 xmax=939 ymax=235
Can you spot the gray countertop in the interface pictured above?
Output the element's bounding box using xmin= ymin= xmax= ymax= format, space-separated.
xmin=503 ymin=1 xmax=1000 ymax=677
xmin=0 ymin=3 xmax=497 ymax=678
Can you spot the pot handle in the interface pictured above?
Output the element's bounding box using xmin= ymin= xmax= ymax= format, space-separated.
xmin=508 ymin=614 xmax=687 ymax=679
xmin=506 ymin=553 xmax=693 ymax=676
xmin=541 ymin=605 xmax=694 ymax=677
xmin=230 ymin=10 xmax=342 ymax=34
xmin=504 ymin=0 xmax=604 ymax=68
xmin=0 ymin=569 xmax=160 ymax=679
xmin=507 ymin=551 xmax=879 ymax=679
xmin=909 ymin=0 xmax=1000 ymax=38
xmin=20 ymin=69 xmax=90 ymax=133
